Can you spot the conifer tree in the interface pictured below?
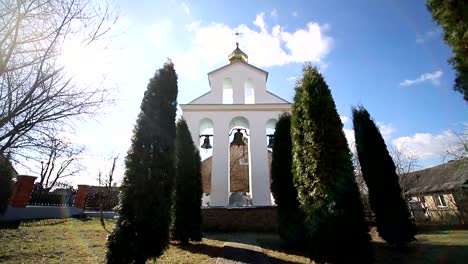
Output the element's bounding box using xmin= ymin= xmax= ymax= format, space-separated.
xmin=291 ymin=65 xmax=371 ymax=263
xmin=427 ymin=0 xmax=468 ymax=102
xmin=270 ymin=113 xmax=305 ymax=244
xmin=106 ymin=60 xmax=178 ymax=264
xmin=352 ymin=105 xmax=416 ymax=245
xmin=0 ymin=156 xmax=13 ymax=215
xmin=172 ymin=118 xmax=203 ymax=244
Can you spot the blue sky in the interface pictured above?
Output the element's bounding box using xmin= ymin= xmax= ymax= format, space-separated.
xmin=35 ymin=0 xmax=466 ymax=186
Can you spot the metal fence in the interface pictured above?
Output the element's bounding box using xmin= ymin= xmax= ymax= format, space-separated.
xmin=28 ymin=190 xmax=76 ymax=206
xmin=26 ymin=182 xmax=76 ymax=206
xmin=85 ymin=189 xmax=119 ymax=211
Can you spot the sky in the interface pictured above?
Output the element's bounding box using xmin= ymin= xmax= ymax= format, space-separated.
xmin=21 ymin=0 xmax=467 ymax=187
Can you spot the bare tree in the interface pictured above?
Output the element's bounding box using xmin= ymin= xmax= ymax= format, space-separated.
xmin=97 ymin=153 xmax=119 ymax=187
xmin=96 ymin=153 xmax=119 ymax=233
xmin=0 ymin=0 xmax=117 ymax=159
xmin=350 ymin=143 xmax=370 ymax=211
xmin=389 ymin=141 xmax=420 ymax=196
xmin=445 ymin=128 xmax=468 ymax=161
xmin=37 ymin=133 xmax=85 ymax=189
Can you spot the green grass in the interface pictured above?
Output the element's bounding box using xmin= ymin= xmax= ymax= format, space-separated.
xmin=1 ymin=219 xmax=467 ymax=263
xmin=0 ymin=219 xmax=223 ymax=264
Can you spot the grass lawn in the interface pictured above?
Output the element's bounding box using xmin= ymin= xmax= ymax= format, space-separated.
xmin=1 ymin=218 xmax=467 ymax=263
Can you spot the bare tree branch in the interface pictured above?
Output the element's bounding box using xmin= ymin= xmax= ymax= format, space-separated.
xmin=445 ymin=127 xmax=468 ymax=161
xmin=35 ymin=133 xmax=85 ymax=189
xmin=0 ymin=0 xmax=118 ymax=161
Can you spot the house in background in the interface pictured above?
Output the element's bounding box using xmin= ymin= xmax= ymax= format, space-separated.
xmin=401 ymin=159 xmax=468 ymax=225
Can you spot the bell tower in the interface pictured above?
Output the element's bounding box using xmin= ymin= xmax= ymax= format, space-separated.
xmin=180 ymin=43 xmax=291 ymax=207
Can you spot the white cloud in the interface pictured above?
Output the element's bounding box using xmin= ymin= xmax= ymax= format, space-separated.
xmin=253 ymin=13 xmax=267 ymax=32
xmin=340 ymin=115 xmax=349 ymax=124
xmin=416 ymin=29 xmax=440 ymax=44
xmin=344 ymin=128 xmax=355 ymax=146
xmin=181 ymin=2 xmax=190 ymax=15
xmin=148 ymin=20 xmax=173 ymax=46
xmin=392 ymin=130 xmax=458 ymax=159
xmin=286 ymin=76 xmax=297 ymax=82
xmin=270 ymin=9 xmax=278 ymax=18
xmin=377 ymin=122 xmax=396 ymax=139
xmin=174 ymin=14 xmax=333 ymax=80
xmin=399 ymin=70 xmax=443 ymax=87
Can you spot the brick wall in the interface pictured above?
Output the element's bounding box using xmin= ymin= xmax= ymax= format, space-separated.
xmin=202 ymin=206 xmax=277 ymax=232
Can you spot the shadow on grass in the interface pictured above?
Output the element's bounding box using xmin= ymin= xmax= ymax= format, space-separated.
xmin=175 ymin=242 xmax=303 ymax=264
xmin=177 ymin=232 xmax=468 ymax=264
xmin=372 ymin=241 xmax=468 ymax=264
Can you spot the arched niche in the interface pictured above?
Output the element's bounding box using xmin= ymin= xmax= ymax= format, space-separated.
xmin=265 ymin=118 xmax=277 ymax=148
xmin=228 ymin=116 xmax=251 ymax=202
xmin=199 ymin=118 xmax=214 ymax=207
xmin=222 ymin=78 xmax=233 ymax=104
xmin=244 ymin=78 xmax=255 ymax=104
xmin=229 ymin=116 xmax=250 ymax=130
xmin=199 ymin=118 xmax=214 ymax=160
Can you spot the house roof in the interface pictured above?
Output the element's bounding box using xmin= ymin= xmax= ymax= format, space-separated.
xmin=402 ymin=159 xmax=468 ymax=195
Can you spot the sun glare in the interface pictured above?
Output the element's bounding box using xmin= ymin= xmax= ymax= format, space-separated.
xmin=59 ymin=39 xmax=106 ymax=79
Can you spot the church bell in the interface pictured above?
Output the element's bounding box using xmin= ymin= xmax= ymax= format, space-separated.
xmin=230 ymin=129 xmax=245 ymax=146
xmin=201 ymin=136 xmax=212 ymax=149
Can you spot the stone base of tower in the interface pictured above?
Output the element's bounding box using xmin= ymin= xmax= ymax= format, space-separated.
xmin=201 ymin=206 xmax=277 ymax=232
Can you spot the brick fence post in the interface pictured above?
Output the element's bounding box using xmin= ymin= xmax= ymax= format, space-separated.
xmin=10 ymin=175 xmax=37 ymax=208
xmin=74 ymin=185 xmax=90 ymax=209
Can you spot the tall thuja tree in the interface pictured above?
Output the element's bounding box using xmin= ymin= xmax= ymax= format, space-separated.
xmin=292 ymin=65 xmax=371 ymax=263
xmin=106 ymin=60 xmax=178 ymax=264
xmin=270 ymin=113 xmax=305 ymax=244
xmin=172 ymin=118 xmax=203 ymax=244
xmin=352 ymin=106 xmax=416 ymax=245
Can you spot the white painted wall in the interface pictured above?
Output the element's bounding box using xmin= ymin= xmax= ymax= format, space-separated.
xmin=189 ymin=61 xmax=289 ymax=105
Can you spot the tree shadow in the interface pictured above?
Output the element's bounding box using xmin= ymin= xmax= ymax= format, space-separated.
xmin=175 ymin=242 xmax=304 ymax=264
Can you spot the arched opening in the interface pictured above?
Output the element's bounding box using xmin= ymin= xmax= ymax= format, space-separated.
xmin=222 ymin=78 xmax=233 ymax=104
xmin=228 ymin=116 xmax=251 ymax=206
xmin=199 ymin=118 xmax=214 ymax=207
xmin=244 ymin=79 xmax=255 ymax=104
xmin=266 ymin=118 xmax=277 ymax=204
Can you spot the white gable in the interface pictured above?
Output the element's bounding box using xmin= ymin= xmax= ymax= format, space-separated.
xmin=189 ymin=61 xmax=289 ymax=104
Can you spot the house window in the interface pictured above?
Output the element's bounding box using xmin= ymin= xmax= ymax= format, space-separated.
xmin=433 ymin=195 xmax=447 ymax=207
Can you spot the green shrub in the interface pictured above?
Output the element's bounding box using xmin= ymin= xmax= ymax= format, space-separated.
xmin=106 ymin=60 xmax=178 ymax=264
xmin=172 ymin=118 xmax=203 ymax=244
xmin=291 ymin=65 xmax=372 ymax=263
xmin=270 ymin=113 xmax=305 ymax=245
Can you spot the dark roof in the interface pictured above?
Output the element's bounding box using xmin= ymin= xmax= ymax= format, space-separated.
xmin=402 ymin=159 xmax=468 ymax=195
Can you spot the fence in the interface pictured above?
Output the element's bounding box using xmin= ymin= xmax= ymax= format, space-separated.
xmin=85 ymin=188 xmax=119 ymax=211
xmin=25 ymin=181 xmax=77 ymax=207
xmin=409 ymin=207 xmax=465 ymax=225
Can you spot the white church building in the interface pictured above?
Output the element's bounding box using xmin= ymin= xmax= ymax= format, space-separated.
xmin=180 ymin=43 xmax=291 ymax=207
